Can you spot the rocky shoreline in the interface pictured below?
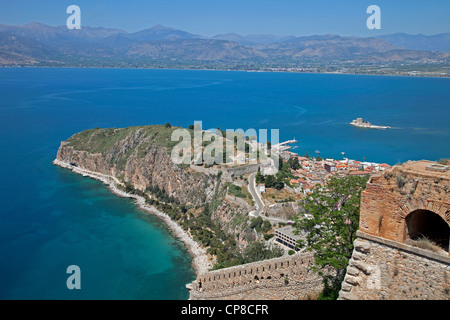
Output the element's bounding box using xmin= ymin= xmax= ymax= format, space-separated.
xmin=52 ymin=158 xmax=212 ymax=276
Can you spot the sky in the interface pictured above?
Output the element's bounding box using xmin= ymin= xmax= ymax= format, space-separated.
xmin=0 ymin=0 xmax=449 ymax=36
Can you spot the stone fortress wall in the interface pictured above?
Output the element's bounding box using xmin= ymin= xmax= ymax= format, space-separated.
xmin=226 ymin=163 xmax=262 ymax=178
xmin=188 ymin=160 xmax=450 ymax=300
xmin=188 ymin=252 xmax=325 ymax=300
xmin=189 ymin=163 xmax=262 ymax=183
xmin=339 ymin=231 xmax=449 ymax=300
xmin=339 ymin=160 xmax=450 ymax=300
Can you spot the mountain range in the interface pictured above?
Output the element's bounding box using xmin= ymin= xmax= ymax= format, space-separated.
xmin=1 ymin=22 xmax=449 ymax=68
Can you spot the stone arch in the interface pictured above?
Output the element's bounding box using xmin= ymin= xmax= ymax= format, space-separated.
xmin=400 ymin=199 xmax=449 ymax=225
xmin=405 ymin=209 xmax=450 ymax=252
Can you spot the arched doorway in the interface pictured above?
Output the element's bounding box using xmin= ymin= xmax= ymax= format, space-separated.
xmin=405 ymin=209 xmax=449 ymax=252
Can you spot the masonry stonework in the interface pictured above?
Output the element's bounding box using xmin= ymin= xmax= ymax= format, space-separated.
xmin=339 ymin=160 xmax=450 ymax=300
xmin=188 ymin=252 xmax=326 ymax=300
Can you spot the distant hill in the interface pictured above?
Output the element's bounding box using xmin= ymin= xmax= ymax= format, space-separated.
xmin=376 ymin=33 xmax=450 ymax=52
xmin=124 ymin=38 xmax=262 ymax=60
xmin=0 ymin=22 xmax=127 ymax=44
xmin=212 ymin=33 xmax=294 ymax=45
xmin=0 ymin=22 xmax=448 ymax=68
xmin=254 ymin=34 xmax=399 ymax=61
xmin=128 ymin=24 xmax=202 ymax=41
xmin=0 ymin=31 xmax=55 ymax=65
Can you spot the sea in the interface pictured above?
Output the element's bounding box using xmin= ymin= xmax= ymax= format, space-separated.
xmin=0 ymin=68 xmax=449 ymax=299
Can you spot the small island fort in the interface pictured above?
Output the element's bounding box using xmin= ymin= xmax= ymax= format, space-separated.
xmin=350 ymin=118 xmax=390 ymax=130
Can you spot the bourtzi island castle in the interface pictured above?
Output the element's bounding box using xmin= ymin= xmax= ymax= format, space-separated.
xmin=53 ymin=124 xmax=450 ymax=300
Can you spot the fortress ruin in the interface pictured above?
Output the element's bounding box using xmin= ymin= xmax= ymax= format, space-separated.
xmin=188 ymin=160 xmax=450 ymax=300
xmin=339 ymin=160 xmax=449 ymax=300
xmin=187 ymin=252 xmax=325 ymax=300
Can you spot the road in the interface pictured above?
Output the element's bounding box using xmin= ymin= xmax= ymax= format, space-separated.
xmin=247 ymin=172 xmax=296 ymax=224
xmin=247 ymin=172 xmax=264 ymax=217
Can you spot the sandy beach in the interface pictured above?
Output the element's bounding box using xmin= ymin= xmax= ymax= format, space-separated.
xmin=52 ymin=159 xmax=212 ymax=276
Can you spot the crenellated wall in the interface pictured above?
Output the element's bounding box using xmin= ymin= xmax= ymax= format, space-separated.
xmin=226 ymin=163 xmax=262 ymax=178
xmin=188 ymin=252 xmax=327 ymax=300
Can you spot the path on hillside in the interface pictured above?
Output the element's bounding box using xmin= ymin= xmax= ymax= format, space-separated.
xmin=247 ymin=172 xmax=295 ymax=224
xmin=248 ymin=172 xmax=264 ymax=218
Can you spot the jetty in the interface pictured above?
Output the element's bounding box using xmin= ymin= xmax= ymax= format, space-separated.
xmin=271 ymin=139 xmax=298 ymax=152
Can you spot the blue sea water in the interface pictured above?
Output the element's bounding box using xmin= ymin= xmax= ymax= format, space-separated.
xmin=0 ymin=68 xmax=449 ymax=299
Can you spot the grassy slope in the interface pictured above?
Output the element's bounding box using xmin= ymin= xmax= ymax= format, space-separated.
xmin=66 ymin=125 xmax=185 ymax=154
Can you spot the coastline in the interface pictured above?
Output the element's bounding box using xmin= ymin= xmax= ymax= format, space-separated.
xmin=52 ymin=158 xmax=212 ymax=276
xmin=3 ymin=66 xmax=449 ymax=79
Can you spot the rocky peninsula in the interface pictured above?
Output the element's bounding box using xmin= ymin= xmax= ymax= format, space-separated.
xmin=53 ymin=125 xmax=255 ymax=276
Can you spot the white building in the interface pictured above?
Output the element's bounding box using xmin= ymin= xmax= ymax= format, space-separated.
xmin=274 ymin=225 xmax=306 ymax=251
xmin=258 ymin=183 xmax=266 ymax=193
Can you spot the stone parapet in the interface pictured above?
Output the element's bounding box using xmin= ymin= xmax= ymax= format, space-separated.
xmin=339 ymin=231 xmax=450 ymax=300
xmin=188 ymin=252 xmax=326 ymax=300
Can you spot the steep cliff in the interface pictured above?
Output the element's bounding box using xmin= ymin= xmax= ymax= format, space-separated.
xmin=54 ymin=125 xmax=257 ymax=272
xmin=55 ymin=126 xmax=218 ymax=206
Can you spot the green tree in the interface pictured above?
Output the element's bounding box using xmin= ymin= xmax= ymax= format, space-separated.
xmin=255 ymin=166 xmax=265 ymax=184
xmin=288 ymin=157 xmax=300 ymax=170
xmin=250 ymin=216 xmax=264 ymax=231
xmin=262 ymin=220 xmax=272 ymax=233
xmin=278 ymin=155 xmax=283 ymax=171
xmin=245 ymin=142 xmax=251 ymax=154
xmin=242 ymin=242 xmax=283 ymax=264
xmin=164 ymin=123 xmax=172 ymax=128
xmin=273 ymin=179 xmax=284 ymax=190
xmin=264 ymin=173 xmax=285 ymax=190
xmin=293 ymin=175 xmax=369 ymax=299
xmin=265 ymin=175 xmax=275 ymax=188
